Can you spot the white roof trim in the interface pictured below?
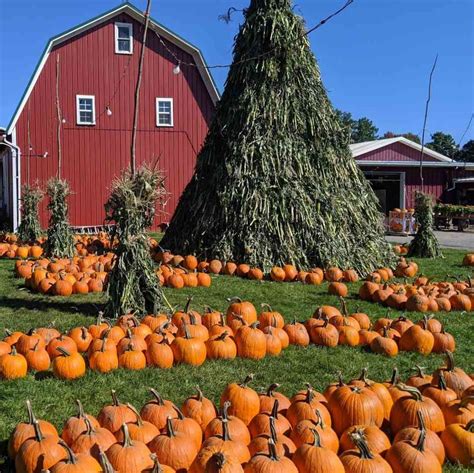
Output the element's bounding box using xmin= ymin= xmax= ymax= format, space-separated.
xmin=350 ymin=136 xmax=454 ymax=163
xmin=357 ymin=160 xmax=474 ymax=170
xmin=7 ymin=3 xmax=219 ymax=135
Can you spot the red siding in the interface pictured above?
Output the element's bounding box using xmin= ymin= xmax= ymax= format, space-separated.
xmin=15 ymin=13 xmax=214 ymax=228
xmin=357 ymin=142 xmax=439 ymax=162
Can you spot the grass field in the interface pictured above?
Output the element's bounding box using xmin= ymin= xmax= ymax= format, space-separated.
xmin=0 ymin=248 xmax=473 ymax=471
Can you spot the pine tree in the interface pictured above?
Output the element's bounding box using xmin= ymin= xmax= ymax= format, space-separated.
xmin=161 ymin=0 xmax=394 ymax=274
xmin=104 ymin=166 xmax=167 ymax=317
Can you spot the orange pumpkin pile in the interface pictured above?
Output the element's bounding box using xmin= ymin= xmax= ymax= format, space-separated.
xmin=393 ymin=244 xmax=409 ymax=255
xmin=359 ymin=273 xmax=473 ymax=313
xmin=7 ymin=362 xmax=474 ymax=472
xmin=463 ymin=253 xmax=474 ymax=266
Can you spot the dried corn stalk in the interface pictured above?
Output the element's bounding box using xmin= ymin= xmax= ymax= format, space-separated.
xmin=104 ymin=166 xmax=167 ymax=317
xmin=45 ymin=178 xmax=75 ymax=258
xmin=408 ymin=192 xmax=442 ymax=258
xmin=18 ymin=184 xmax=43 ymax=243
xmin=161 ymin=0 xmax=394 ymax=273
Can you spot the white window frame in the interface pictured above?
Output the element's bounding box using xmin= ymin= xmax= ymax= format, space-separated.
xmin=115 ymin=22 xmax=133 ymax=54
xmin=76 ymin=95 xmax=96 ymax=126
xmin=156 ymin=98 xmax=174 ymax=127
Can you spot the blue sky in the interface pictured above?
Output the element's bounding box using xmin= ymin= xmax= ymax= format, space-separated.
xmin=1 ymin=0 xmax=473 ymax=143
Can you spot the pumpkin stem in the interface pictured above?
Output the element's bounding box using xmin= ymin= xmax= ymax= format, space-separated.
xmin=240 ymin=374 xmax=254 ymax=387
xmin=120 ymin=422 xmax=133 ymax=447
xmin=412 ymin=365 xmax=427 ymax=378
xmin=416 ymin=410 xmax=427 ymax=433
xmin=350 ymin=431 xmax=374 ymax=459
xmin=11 ymin=345 xmax=18 ymax=356
xmin=222 ymin=401 xmax=231 ymax=421
xmin=305 ymin=386 xmax=315 ymax=404
xmin=266 ymin=383 xmax=280 ymax=397
xmin=149 ymin=388 xmax=164 ymax=405
xmin=196 ymin=386 xmax=204 ymax=402
xmin=227 ymin=296 xmax=242 ymax=304
xmin=267 ymin=438 xmax=280 ymax=461
xmin=175 ymin=407 xmax=185 ymax=420
xmin=415 ymin=425 xmax=427 ymax=452
xmin=466 ymin=419 xmax=474 ymax=433
xmin=250 ymin=322 xmax=260 ymax=329
xmin=56 ymin=346 xmax=71 ymax=357
xmin=182 ymin=322 xmax=191 ymax=340
xmin=83 ymin=416 xmax=96 ymax=435
xmin=221 ymin=418 xmax=232 ymax=441
xmin=189 ymin=313 xmax=197 ymax=325
xmin=210 ymin=452 xmax=227 ymax=469
xmin=261 ymin=303 xmax=273 ymax=312
xmin=150 ymin=454 xmax=164 ymax=473
xmin=26 ymin=399 xmax=36 ymax=425
xmin=437 ymin=371 xmax=448 ymax=391
xmin=184 ymin=296 xmax=193 ymax=313
xmin=126 ymin=403 xmax=143 ymax=427
xmin=99 ymin=449 xmax=115 ymax=473
xmin=215 ymin=331 xmax=229 ymax=341
xmin=59 ymin=440 xmax=78 ymax=464
xmin=445 ymin=351 xmax=455 ymax=371
xmin=309 ymin=428 xmax=322 ymax=447
xmin=33 ymin=419 xmax=44 ymax=442
xmin=336 ymin=371 xmax=345 ymax=387
xmin=76 ymin=399 xmax=85 ymax=419
xmin=80 ymin=327 xmax=88 ymax=340
xmin=165 ymin=416 xmax=175 ymax=438
xmin=270 ymin=399 xmax=280 ymax=419
xmin=460 ymin=395 xmax=474 ymax=408
xmin=389 ymin=367 xmax=400 ymax=385
xmin=100 ymin=335 xmax=109 ymax=352
xmin=315 ymin=408 xmax=326 ymax=429
xmin=340 ymin=297 xmax=348 ymax=316
xmin=269 ymin=416 xmax=278 ymax=443
xmin=358 ymin=367 xmax=370 ymax=385
xmin=395 ymin=383 xmax=423 ymax=401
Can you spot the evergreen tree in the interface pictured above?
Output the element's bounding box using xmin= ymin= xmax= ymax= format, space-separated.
xmin=161 ymin=0 xmax=394 ymax=274
xmin=352 ymin=117 xmax=378 ymax=142
xmin=456 ymin=140 xmax=474 ymax=162
xmin=426 ymin=131 xmax=458 ymax=158
xmin=17 ymin=184 xmax=43 ymax=243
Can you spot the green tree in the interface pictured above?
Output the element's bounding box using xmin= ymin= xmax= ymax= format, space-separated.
xmin=382 ymin=131 xmax=421 ymax=144
xmin=426 ymin=131 xmax=458 ymax=158
xmin=161 ymin=0 xmax=394 ymax=274
xmin=456 ymin=139 xmax=474 ymax=162
xmin=352 ymin=117 xmax=378 ymax=142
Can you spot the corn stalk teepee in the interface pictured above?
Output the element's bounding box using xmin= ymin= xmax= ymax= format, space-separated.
xmin=408 ymin=192 xmax=442 ymax=258
xmin=104 ymin=166 xmax=167 ymax=317
xmin=161 ymin=0 xmax=394 ymax=274
xmin=17 ymin=184 xmax=43 ymax=243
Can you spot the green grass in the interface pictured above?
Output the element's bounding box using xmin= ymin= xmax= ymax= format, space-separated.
xmin=0 ymin=248 xmax=473 ymax=471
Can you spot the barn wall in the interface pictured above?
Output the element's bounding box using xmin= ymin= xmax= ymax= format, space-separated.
xmin=357 ymin=142 xmax=439 ymax=162
xmin=15 ymin=12 xmax=214 ymax=228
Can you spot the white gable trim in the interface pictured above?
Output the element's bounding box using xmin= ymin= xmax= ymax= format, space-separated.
xmin=350 ymin=136 xmax=454 ymax=163
xmin=6 ymin=3 xmax=219 ymax=135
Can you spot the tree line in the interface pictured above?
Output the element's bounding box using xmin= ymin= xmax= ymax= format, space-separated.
xmin=336 ymin=109 xmax=474 ymax=162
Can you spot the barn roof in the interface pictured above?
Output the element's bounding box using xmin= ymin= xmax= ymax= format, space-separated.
xmin=6 ymin=2 xmax=220 ymax=135
xmin=350 ymin=136 xmax=454 ymax=163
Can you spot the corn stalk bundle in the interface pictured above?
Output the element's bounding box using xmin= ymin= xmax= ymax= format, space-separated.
xmin=45 ymin=178 xmax=75 ymax=258
xmin=17 ymin=184 xmax=43 ymax=243
xmin=104 ymin=166 xmax=167 ymax=317
xmin=408 ymin=192 xmax=442 ymax=258
xmin=161 ymin=0 xmax=394 ymax=274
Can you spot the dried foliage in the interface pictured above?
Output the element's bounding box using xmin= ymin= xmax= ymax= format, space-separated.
xmin=104 ymin=166 xmax=167 ymax=318
xmin=17 ymin=184 xmax=43 ymax=243
xmin=161 ymin=0 xmax=394 ymax=273
xmin=45 ymin=178 xmax=75 ymax=258
xmin=408 ymin=192 xmax=442 ymax=258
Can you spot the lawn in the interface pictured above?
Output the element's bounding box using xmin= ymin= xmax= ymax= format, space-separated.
xmin=0 ymin=248 xmax=473 ymax=471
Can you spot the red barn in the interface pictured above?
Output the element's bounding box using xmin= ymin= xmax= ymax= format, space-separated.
xmin=350 ymin=137 xmax=474 ymax=214
xmin=0 ymin=2 xmax=218 ymax=231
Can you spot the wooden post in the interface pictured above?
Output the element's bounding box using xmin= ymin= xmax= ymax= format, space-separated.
xmin=55 ymin=54 xmax=62 ymax=178
xmin=130 ymin=0 xmax=152 ymax=175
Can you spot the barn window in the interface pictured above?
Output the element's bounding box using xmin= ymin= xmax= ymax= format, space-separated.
xmin=156 ymin=98 xmax=174 ymax=127
xmin=115 ymin=22 xmax=133 ymax=54
xmin=76 ymin=95 xmax=96 ymax=125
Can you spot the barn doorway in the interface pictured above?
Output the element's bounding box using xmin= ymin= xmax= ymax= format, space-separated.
xmin=364 ymin=172 xmax=405 ymax=215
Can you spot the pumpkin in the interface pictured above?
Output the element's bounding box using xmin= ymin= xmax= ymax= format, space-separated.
xmin=15 ymin=420 xmax=66 ymax=473
xmin=432 ymin=328 xmax=456 ymax=353
xmin=248 ymin=400 xmax=291 ymax=438
xmin=181 ymin=386 xmax=217 ymax=432
xmin=114 ymin=403 xmax=159 ymax=445
xmin=88 ymin=337 xmax=119 ymax=373
xmin=0 ymin=345 xmax=28 ymax=379
xmin=8 ymin=400 xmax=59 ymax=459
xmin=106 ymin=423 xmax=154 ymax=473
xmin=62 ymin=399 xmax=100 ymax=446
xmin=440 ymin=419 xmax=474 ymax=467
xmin=68 ymin=327 xmax=93 ymax=353
xmin=337 ymin=324 xmax=360 ymax=346
xmin=203 ymin=417 xmax=251 ymax=464
xmin=208 ymin=259 xmax=223 ymax=274
xmin=399 ymin=324 xmax=434 ymax=355
xmin=148 ymin=416 xmax=199 ymax=471
xmin=290 ymin=409 xmax=339 ymax=452
xmin=146 ymin=339 xmax=174 ymax=369
xmin=258 ymin=304 xmax=284 ymax=329
xmin=16 ymin=329 xmax=45 ymax=355
xmin=370 ymin=327 xmax=399 ymax=357
xmin=310 ymin=319 xmax=339 ymax=347
xmin=97 ymin=390 xmax=136 ymax=434
xmin=25 ymin=340 xmax=51 ymax=372
xmin=221 ymin=375 xmax=260 ymax=426
xmin=244 ymin=438 xmax=298 ymax=472
xmin=406 ymin=365 xmax=433 ymax=390
xmin=393 ymin=411 xmax=445 ymax=464
xmin=140 ymin=390 xmax=177 ymax=431
xmin=226 ymin=298 xmax=257 ymax=326
xmin=390 ymin=316 xmax=414 ymax=335
xmin=432 ymin=351 xmax=473 ymax=397
xmin=205 ymin=402 xmax=251 ymax=445
xmin=328 ymin=385 xmax=384 ymax=436
xmin=442 ymin=395 xmax=474 ymax=426
xmin=339 ymin=425 xmax=390 ymax=456
xmin=71 ymin=417 xmax=117 ymax=459
xmin=171 ymin=323 xmax=207 ymax=366
xmin=50 ymin=442 xmax=102 ymax=473
xmin=248 ymin=416 xmax=296 ymax=458
xmin=422 ymin=371 xmax=457 ymax=409
xmin=236 ymin=264 xmax=250 ymax=278
xmin=328 ymin=282 xmax=348 ymax=297
xmin=339 ymin=431 xmax=392 ymax=473
xmin=270 ymin=266 xmax=286 ymax=282
xmin=385 ymin=427 xmax=442 ymax=473
xmin=223 ymin=262 xmax=238 ymax=276
xmin=292 ymin=429 xmax=344 ymax=473
xmin=47 ymin=335 xmax=78 ymax=359
xmin=118 ymin=343 xmax=147 ymax=370
xmin=235 ymin=323 xmax=266 ymax=360
xmin=258 ymin=383 xmax=291 ymax=415
xmin=190 ymin=448 xmax=243 ymax=473
xmin=52 ymin=347 xmax=86 ymax=380
xmin=283 ymin=319 xmax=310 ymax=347
xmin=389 ymin=384 xmax=445 ymax=434
xmin=286 ymin=386 xmax=331 ymax=428
xmin=206 ymin=332 xmax=237 ymax=360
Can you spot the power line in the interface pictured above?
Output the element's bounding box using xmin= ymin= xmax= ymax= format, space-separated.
xmin=457 ymin=113 xmax=474 ymax=147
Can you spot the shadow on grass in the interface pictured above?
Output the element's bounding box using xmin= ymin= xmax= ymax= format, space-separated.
xmin=0 ymin=295 xmax=104 ymax=317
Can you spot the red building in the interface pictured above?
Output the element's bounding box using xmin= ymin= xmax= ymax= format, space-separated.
xmin=0 ymin=2 xmax=219 ymax=231
xmin=351 ymin=137 xmax=474 ymax=214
